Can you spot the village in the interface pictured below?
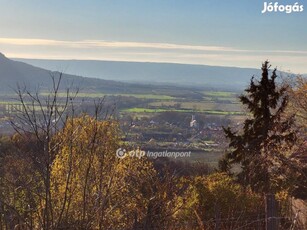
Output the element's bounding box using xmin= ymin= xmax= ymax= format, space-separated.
xmin=120 ymin=112 xmax=232 ymax=157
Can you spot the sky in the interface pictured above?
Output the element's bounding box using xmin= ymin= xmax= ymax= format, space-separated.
xmin=0 ymin=0 xmax=306 ymax=73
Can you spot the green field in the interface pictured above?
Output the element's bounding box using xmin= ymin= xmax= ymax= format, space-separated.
xmin=202 ymin=91 xmax=238 ymax=97
xmin=1 ymin=88 xmax=245 ymax=117
xmin=41 ymin=92 xmax=174 ymax=100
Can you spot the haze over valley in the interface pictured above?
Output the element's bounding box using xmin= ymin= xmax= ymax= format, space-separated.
xmin=14 ymin=57 xmax=268 ymax=90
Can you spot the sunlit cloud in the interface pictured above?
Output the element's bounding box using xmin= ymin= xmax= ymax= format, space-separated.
xmin=1 ymin=37 xmax=307 ymax=55
xmin=0 ymin=38 xmax=69 ymax=46
xmin=0 ymin=37 xmax=235 ymax=51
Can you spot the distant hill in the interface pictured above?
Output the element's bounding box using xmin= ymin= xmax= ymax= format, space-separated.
xmin=0 ymin=53 xmax=129 ymax=93
xmin=13 ymin=58 xmax=268 ymax=89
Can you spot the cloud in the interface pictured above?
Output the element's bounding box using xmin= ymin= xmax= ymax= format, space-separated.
xmin=1 ymin=37 xmax=306 ymax=73
xmin=0 ymin=37 xmax=235 ymax=51
xmin=1 ymin=37 xmax=307 ymax=55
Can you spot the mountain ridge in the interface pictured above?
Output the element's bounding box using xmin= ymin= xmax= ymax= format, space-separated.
xmin=13 ymin=58 xmax=267 ymax=89
xmin=1 ymin=53 xmax=299 ymax=94
xmin=0 ymin=53 xmax=129 ymax=93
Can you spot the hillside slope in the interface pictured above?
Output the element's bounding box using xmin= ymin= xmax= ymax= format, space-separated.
xmin=14 ymin=58 xmax=266 ymax=89
xmin=0 ymin=53 xmax=128 ymax=93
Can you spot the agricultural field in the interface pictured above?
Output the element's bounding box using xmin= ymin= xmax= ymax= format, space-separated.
xmin=119 ymin=89 xmax=244 ymax=116
xmin=0 ymin=86 xmax=246 ymax=166
xmin=0 ymin=88 xmax=244 ymax=116
xmin=41 ymin=92 xmax=175 ymax=100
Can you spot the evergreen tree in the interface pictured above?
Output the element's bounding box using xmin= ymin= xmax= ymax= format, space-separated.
xmin=219 ymin=61 xmax=297 ymax=193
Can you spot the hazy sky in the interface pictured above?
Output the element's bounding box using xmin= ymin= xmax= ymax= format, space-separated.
xmin=0 ymin=0 xmax=306 ymax=73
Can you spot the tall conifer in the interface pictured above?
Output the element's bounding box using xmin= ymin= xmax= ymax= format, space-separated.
xmin=220 ymin=61 xmax=296 ymax=193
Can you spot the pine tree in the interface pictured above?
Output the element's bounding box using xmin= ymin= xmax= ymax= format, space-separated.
xmin=219 ymin=61 xmax=297 ymax=193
